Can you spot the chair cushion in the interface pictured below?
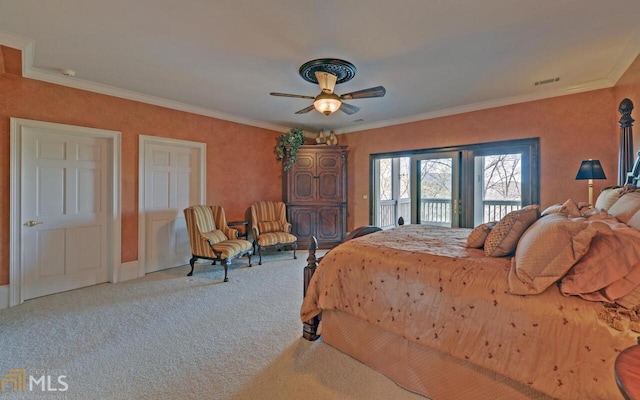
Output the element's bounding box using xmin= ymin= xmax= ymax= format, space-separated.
xmin=258 ymin=221 xmax=284 ymax=234
xmin=212 ymin=239 xmax=253 ymax=259
xmin=201 ymin=230 xmax=228 ymax=245
xmin=257 ymin=232 xmax=297 ymax=247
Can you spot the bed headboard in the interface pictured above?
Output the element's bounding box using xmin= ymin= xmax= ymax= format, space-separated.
xmin=624 ymin=151 xmax=640 ymax=186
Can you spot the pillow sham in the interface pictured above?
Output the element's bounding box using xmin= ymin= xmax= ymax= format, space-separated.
xmin=595 ymin=186 xmax=625 ymax=211
xmin=541 ymin=203 xmax=562 ymax=217
xmin=608 ymin=191 xmax=640 ymax=224
xmin=617 ymin=278 xmax=640 ymax=309
xmin=507 ymin=214 xmax=600 ymax=295
xmin=465 ymin=221 xmax=497 ymax=248
xmin=541 ymin=199 xmax=582 ymax=218
xmin=484 ymin=205 xmax=539 ymax=257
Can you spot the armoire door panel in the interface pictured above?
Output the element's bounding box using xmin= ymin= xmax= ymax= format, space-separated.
xmin=290 ymin=207 xmax=315 ymax=239
xmin=293 ymin=172 xmax=315 ymax=201
xmin=317 ymin=207 xmax=344 ymax=243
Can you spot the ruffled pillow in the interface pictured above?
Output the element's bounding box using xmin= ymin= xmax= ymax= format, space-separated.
xmin=560 ymin=219 xmax=640 ymax=302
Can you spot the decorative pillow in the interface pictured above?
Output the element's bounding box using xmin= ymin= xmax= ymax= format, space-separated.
xmin=258 ymin=221 xmax=284 ymax=234
xmin=201 ymin=229 xmax=228 ymax=245
xmin=560 ymin=233 xmax=633 ymax=295
xmin=617 ymin=278 xmax=640 ymax=309
xmin=484 ymin=205 xmax=540 ymax=257
xmin=507 ymin=214 xmax=601 ymax=295
xmin=608 ymin=191 xmax=640 ymax=224
xmin=465 ymin=221 xmax=497 ymax=248
xmin=560 ymin=219 xmax=640 ymax=302
xmin=595 ymin=186 xmax=625 ymax=211
xmin=540 ymin=204 xmax=562 ymax=217
xmin=627 ymin=211 xmax=640 ymax=231
xmin=540 ymin=199 xmax=581 ymax=217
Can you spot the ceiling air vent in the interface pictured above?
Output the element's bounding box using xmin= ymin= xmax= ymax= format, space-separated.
xmin=534 ymin=77 xmax=560 ymax=86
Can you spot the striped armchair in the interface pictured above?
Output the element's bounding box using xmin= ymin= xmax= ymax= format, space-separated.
xmin=250 ymin=201 xmax=298 ymax=265
xmin=184 ymin=205 xmax=253 ymax=282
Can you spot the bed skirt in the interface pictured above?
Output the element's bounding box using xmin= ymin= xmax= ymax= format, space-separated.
xmin=321 ymin=310 xmax=551 ymax=400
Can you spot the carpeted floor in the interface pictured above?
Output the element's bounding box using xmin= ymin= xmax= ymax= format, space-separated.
xmin=0 ymin=251 xmax=425 ymax=399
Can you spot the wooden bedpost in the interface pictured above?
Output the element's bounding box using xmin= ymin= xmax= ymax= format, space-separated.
xmin=303 ymin=236 xmax=321 ymax=341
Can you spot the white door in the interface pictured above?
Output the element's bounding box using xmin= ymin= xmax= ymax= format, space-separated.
xmin=21 ymin=128 xmax=108 ymax=300
xmin=144 ymin=143 xmax=199 ymax=273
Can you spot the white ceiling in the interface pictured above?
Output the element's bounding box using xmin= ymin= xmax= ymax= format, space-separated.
xmin=2 ymin=0 xmax=640 ymax=134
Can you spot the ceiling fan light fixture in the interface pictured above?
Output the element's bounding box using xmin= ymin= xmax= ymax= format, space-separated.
xmin=313 ymin=93 xmax=342 ymax=115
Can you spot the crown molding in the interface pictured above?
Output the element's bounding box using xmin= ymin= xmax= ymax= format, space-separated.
xmin=337 ymin=78 xmax=616 ymax=135
xmin=3 ymin=29 xmax=639 ymax=137
xmin=607 ymin=28 xmax=640 ymax=85
xmin=0 ymin=31 xmax=290 ymax=133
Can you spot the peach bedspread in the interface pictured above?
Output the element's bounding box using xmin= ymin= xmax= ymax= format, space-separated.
xmin=300 ymin=225 xmax=636 ymax=399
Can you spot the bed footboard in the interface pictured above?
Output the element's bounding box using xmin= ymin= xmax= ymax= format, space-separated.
xmin=303 ymin=236 xmax=321 ymax=341
xmin=302 ymin=226 xmax=382 ymax=341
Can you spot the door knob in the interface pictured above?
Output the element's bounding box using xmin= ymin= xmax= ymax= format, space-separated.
xmin=25 ymin=220 xmax=43 ymax=227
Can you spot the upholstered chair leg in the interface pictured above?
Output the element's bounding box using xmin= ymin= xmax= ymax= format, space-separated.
xmin=222 ymin=259 xmax=229 ymax=282
xmin=258 ymin=246 xmax=263 ymax=265
xmin=247 ymin=253 xmax=252 ymax=267
xmin=293 ymin=242 xmax=298 ymax=260
xmin=188 ymin=256 xmax=198 ymax=276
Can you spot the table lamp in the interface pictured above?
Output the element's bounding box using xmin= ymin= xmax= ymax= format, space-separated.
xmin=575 ymin=159 xmax=606 ymax=206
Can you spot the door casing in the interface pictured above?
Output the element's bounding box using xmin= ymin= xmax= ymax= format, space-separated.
xmin=9 ymin=118 xmax=122 ymax=307
xmin=138 ymin=135 xmax=206 ymax=278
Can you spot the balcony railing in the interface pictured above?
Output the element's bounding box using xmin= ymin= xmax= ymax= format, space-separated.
xmin=483 ymin=199 xmax=521 ymax=223
xmin=376 ymin=198 xmax=521 ymax=227
xmin=420 ymin=198 xmax=451 ymax=226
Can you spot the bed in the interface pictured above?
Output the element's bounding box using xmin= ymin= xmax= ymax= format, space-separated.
xmin=300 ymin=180 xmax=640 ymax=399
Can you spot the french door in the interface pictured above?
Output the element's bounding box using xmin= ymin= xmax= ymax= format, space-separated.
xmin=370 ymin=138 xmax=539 ymax=229
xmin=373 ymin=157 xmax=411 ymax=228
xmin=411 ymin=152 xmax=460 ymax=227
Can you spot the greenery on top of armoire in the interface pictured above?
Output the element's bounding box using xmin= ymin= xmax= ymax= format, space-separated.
xmin=275 ymin=127 xmax=306 ymax=170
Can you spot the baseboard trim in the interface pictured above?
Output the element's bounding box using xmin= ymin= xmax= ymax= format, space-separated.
xmin=0 ymin=285 xmax=9 ymax=309
xmin=116 ymin=261 xmax=140 ymax=283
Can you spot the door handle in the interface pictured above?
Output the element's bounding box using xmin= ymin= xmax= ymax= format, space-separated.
xmin=24 ymin=220 xmax=43 ymax=227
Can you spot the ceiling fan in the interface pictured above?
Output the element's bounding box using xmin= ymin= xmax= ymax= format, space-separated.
xmin=270 ymin=58 xmax=386 ymax=116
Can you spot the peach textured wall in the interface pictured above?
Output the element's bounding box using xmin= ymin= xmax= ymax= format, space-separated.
xmin=0 ymin=47 xmax=283 ymax=286
xmin=614 ymin=54 xmax=640 ymax=152
xmin=341 ymin=89 xmax=620 ymax=229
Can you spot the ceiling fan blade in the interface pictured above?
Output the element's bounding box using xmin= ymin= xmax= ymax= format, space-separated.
xmin=340 ymin=86 xmax=386 ymax=100
xmin=315 ymin=71 xmax=337 ymax=94
xmin=295 ymin=104 xmax=316 ymax=114
xmin=270 ymin=92 xmax=316 ymax=100
xmin=339 ymin=103 xmax=360 ymax=115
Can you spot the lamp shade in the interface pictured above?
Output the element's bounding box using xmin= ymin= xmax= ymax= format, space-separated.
xmin=575 ymin=159 xmax=606 ymax=180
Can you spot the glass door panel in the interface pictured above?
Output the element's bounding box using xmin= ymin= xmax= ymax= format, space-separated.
xmin=473 ymin=153 xmax=523 ymax=226
xmin=412 ymin=152 xmax=460 ymax=227
xmin=373 ymin=157 xmax=413 ymax=229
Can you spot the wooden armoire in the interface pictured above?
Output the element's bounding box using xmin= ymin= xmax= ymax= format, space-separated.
xmin=283 ymin=145 xmax=347 ymax=248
